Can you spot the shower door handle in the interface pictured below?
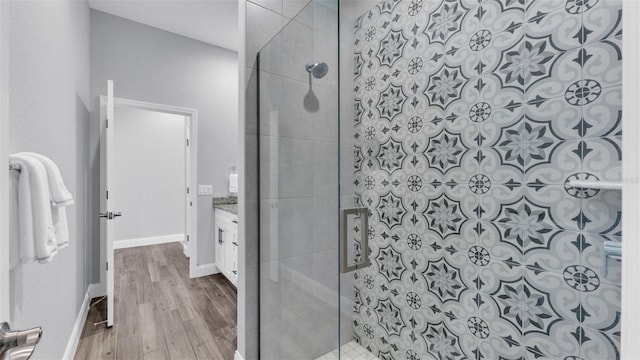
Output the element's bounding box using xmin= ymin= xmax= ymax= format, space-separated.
xmin=340 ymin=207 xmax=370 ymax=273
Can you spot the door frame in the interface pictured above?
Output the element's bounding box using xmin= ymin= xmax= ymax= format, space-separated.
xmin=98 ymin=96 xmax=199 ymax=291
xmin=0 ymin=0 xmax=10 ymax=323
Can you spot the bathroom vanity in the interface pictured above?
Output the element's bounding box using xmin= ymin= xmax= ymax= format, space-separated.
xmin=213 ymin=197 xmax=238 ymax=287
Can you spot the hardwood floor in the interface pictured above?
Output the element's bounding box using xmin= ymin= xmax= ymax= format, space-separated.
xmin=75 ymin=243 xmax=237 ymax=360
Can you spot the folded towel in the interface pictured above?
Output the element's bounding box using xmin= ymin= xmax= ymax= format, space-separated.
xmin=51 ymin=206 xmax=69 ymax=249
xmin=19 ymin=153 xmax=72 ymax=250
xmin=8 ymin=154 xmax=58 ymax=264
xmin=19 ymin=152 xmax=74 ymax=207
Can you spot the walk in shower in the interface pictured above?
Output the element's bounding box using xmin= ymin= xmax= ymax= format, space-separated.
xmin=252 ymin=0 xmax=622 ymax=358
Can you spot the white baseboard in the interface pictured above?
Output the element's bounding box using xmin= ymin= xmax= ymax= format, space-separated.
xmin=63 ymin=283 xmax=100 ymax=360
xmin=90 ymin=282 xmax=106 ymax=298
xmin=189 ymin=262 xmax=219 ymax=278
xmin=114 ymin=233 xmax=184 ymax=249
xmin=234 ymin=350 xmax=245 ymax=360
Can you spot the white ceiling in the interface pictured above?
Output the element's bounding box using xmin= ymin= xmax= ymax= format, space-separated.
xmin=88 ymin=0 xmax=239 ymax=52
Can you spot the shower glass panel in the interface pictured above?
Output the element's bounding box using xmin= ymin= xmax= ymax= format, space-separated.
xmin=256 ymin=0 xmax=345 ymax=358
xmin=257 ymin=0 xmax=622 ymax=359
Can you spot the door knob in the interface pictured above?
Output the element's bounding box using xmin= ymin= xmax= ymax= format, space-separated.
xmin=1 ymin=345 xmax=35 ymax=360
xmin=0 ymin=322 xmax=42 ymax=360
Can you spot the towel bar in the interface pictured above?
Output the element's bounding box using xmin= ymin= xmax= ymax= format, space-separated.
xmin=606 ymin=254 xmax=622 ymax=261
xmin=603 ymin=240 xmax=621 ymax=278
xmin=566 ymin=179 xmax=623 ymax=190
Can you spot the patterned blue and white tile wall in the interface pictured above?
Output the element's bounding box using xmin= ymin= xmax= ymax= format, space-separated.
xmin=351 ymin=0 xmax=622 ymax=358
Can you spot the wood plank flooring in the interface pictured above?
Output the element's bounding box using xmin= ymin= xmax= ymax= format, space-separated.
xmin=75 ymin=243 xmax=237 ymax=360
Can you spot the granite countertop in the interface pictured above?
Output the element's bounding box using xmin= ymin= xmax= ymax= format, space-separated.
xmin=213 ymin=196 xmax=238 ymax=215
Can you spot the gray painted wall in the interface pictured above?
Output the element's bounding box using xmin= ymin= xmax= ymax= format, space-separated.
xmin=113 ymin=107 xmax=185 ymax=242
xmin=8 ymin=1 xmax=91 ymax=358
xmin=90 ymin=10 xmax=239 ymax=282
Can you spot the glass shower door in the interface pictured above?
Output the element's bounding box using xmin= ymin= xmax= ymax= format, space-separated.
xmin=255 ymin=0 xmax=348 ymax=358
xmin=254 ymin=0 xmax=624 ymax=358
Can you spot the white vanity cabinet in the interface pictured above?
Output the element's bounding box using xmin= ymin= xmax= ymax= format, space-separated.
xmin=214 ymin=208 xmax=238 ymax=286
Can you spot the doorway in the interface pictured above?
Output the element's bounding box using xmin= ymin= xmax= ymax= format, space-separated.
xmin=99 ymin=96 xmax=198 ymax=306
xmin=113 ymin=106 xmax=189 ymax=253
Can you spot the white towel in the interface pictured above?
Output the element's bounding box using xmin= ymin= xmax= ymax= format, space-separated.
xmin=229 ymin=173 xmax=238 ymax=193
xmin=8 ymin=154 xmax=58 ymax=264
xmin=18 ymin=153 xmax=71 ymax=249
xmin=51 ymin=206 xmax=69 ymax=249
xmin=19 ymin=152 xmax=74 ymax=207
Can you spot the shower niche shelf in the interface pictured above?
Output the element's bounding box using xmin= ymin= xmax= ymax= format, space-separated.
xmin=566 ymin=180 xmax=623 ymax=190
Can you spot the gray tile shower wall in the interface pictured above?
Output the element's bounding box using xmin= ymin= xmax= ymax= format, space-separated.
xmin=351 ymin=0 xmax=622 ymax=359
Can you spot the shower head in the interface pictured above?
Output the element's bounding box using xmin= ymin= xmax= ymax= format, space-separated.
xmin=305 ymin=62 xmax=329 ymax=78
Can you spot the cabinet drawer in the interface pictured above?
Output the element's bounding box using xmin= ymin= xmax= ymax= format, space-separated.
xmin=215 ymin=208 xmax=237 ymax=223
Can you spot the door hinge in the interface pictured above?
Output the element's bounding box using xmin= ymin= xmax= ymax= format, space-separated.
xmin=190 ymin=201 xmax=192 ymax=207
xmin=106 ymin=262 xmax=109 ymax=271
xmin=186 ymin=139 xmax=190 ymax=146
xmin=187 ymin=187 xmax=190 ymax=194
xmin=106 ymin=118 xmax=109 ymax=128
xmin=187 ymin=235 xmax=190 ymax=242
xmin=106 ymin=190 xmax=109 ymax=199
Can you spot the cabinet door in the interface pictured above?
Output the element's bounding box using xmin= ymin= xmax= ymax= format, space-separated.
xmin=231 ymin=228 xmax=238 ymax=279
xmin=215 ymin=222 xmax=226 ymax=270
xmin=224 ymin=226 xmax=235 ymax=276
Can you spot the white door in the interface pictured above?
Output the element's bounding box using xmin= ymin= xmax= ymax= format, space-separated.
xmin=99 ymin=80 xmax=120 ymax=327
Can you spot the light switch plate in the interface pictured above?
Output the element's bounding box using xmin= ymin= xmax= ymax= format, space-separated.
xmin=198 ymin=185 xmax=213 ymax=196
